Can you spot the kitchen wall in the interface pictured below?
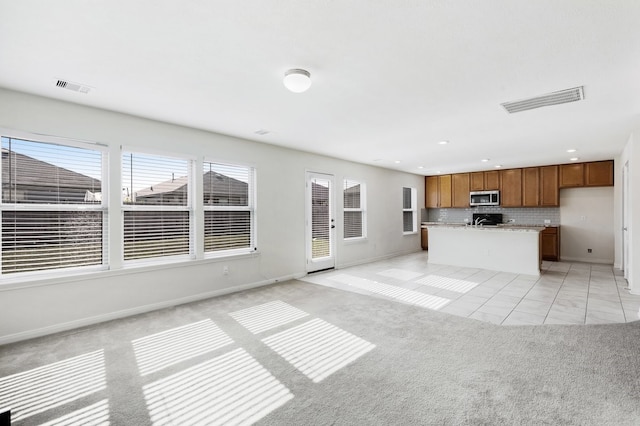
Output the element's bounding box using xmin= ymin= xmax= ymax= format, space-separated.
xmin=426 ymin=206 xmax=560 ymax=225
xmin=0 ymin=88 xmax=425 ymax=343
xmin=559 ymin=187 xmax=614 ymax=264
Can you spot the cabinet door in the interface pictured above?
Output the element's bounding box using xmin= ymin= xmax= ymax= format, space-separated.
xmin=438 ymin=175 xmax=452 ymax=208
xmin=541 ymin=227 xmax=559 ymax=261
xmin=484 ymin=170 xmax=500 ymax=190
xmin=585 ymin=160 xmax=614 ymax=186
xmin=425 ymin=176 xmax=439 ymax=208
xmin=540 ymin=165 xmax=559 ymax=206
xmin=470 ymin=172 xmax=484 ymax=191
xmin=499 ymin=169 xmax=522 ymax=207
xmin=452 ymin=173 xmax=470 ymax=208
xmin=522 ymin=167 xmax=540 ymax=207
xmin=559 ymin=163 xmax=584 ymax=187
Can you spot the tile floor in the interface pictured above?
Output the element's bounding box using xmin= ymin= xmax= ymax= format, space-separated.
xmin=300 ymin=251 xmax=640 ymax=325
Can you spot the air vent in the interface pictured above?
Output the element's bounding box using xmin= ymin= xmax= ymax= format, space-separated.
xmin=501 ymin=86 xmax=584 ymax=114
xmin=55 ymin=79 xmax=92 ymax=94
xmin=254 ymin=129 xmax=270 ymax=135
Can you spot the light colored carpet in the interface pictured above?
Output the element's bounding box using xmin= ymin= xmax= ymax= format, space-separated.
xmin=1 ymin=280 xmax=639 ymax=425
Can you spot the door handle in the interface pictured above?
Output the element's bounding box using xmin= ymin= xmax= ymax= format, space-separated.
xmin=331 ymin=225 xmax=335 ymax=229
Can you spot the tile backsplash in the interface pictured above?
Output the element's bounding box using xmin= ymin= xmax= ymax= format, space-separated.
xmin=422 ymin=206 xmax=560 ymax=225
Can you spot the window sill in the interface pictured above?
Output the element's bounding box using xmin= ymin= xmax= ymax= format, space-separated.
xmin=343 ymin=237 xmax=368 ymax=245
xmin=0 ymin=250 xmax=261 ymax=292
xmin=403 ymin=231 xmax=418 ymax=236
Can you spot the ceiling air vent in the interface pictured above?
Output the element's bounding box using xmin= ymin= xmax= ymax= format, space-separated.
xmin=55 ymin=79 xmax=92 ymax=94
xmin=501 ymin=86 xmax=584 ymax=114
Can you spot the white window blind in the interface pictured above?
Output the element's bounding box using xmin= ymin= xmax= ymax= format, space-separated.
xmin=344 ymin=179 xmax=365 ymax=239
xmin=403 ymin=187 xmax=417 ymax=233
xmin=1 ymin=136 xmax=105 ymax=274
xmin=203 ymin=162 xmax=254 ymax=254
xmin=122 ymin=152 xmax=191 ymax=261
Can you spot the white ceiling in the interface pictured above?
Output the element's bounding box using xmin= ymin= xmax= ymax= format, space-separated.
xmin=1 ymin=1 xmax=640 ymax=175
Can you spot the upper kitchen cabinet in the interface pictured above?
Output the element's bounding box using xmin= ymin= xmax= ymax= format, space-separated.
xmin=470 ymin=172 xmax=484 ymax=191
xmin=585 ymin=160 xmax=614 ymax=186
xmin=522 ymin=167 xmax=540 ymax=207
xmin=484 ymin=170 xmax=500 ymax=190
xmin=425 ymin=175 xmax=452 ymax=208
xmin=500 ymin=168 xmax=522 ymax=207
xmin=452 ymin=173 xmax=470 ymax=208
xmin=560 ymin=160 xmax=614 ymax=188
xmin=540 ymin=165 xmax=559 ymax=206
xmin=559 ymin=163 xmax=584 ymax=187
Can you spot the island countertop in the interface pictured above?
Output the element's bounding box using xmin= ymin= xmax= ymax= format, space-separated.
xmin=422 ymin=223 xmax=545 ymax=233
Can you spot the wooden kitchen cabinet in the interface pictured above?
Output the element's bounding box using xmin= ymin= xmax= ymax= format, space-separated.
xmin=540 ymin=226 xmax=560 ymax=261
xmin=438 ymin=175 xmax=452 ymax=208
xmin=484 ymin=170 xmax=500 ymax=190
xmin=499 ymin=168 xmax=522 ymax=207
xmin=470 ymin=172 xmax=485 ymax=191
xmin=452 ymin=173 xmax=470 ymax=207
xmin=540 ymin=165 xmax=559 ymax=206
xmin=425 ymin=175 xmax=452 ymax=208
xmin=559 ymin=163 xmax=584 ymax=188
xmin=522 ymin=167 xmax=540 ymax=207
xmin=585 ymin=160 xmax=614 ymax=186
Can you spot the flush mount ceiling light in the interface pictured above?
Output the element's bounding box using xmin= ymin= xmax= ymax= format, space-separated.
xmin=283 ymin=69 xmax=311 ymax=93
xmin=438 ymin=140 xmax=449 ymax=145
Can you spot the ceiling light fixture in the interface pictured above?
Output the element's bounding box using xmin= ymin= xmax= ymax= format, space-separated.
xmin=481 ymin=158 xmax=490 ymax=162
xmin=283 ymin=69 xmax=311 ymax=93
xmin=417 ymin=166 xmax=424 ymax=169
xmin=495 ymin=165 xmax=502 ymax=168
xmin=570 ymin=157 xmax=579 ymax=161
xmin=567 ymin=149 xmax=577 ymax=153
xmin=394 ymin=160 xmax=401 ymax=164
xmin=438 ymin=140 xmax=449 ymax=145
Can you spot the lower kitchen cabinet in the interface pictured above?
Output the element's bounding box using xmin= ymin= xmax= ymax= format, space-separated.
xmin=421 ymin=227 xmax=428 ymax=250
xmin=541 ymin=226 xmax=560 ymax=261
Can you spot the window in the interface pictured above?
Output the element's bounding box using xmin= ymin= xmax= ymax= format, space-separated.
xmin=122 ymin=151 xmax=192 ymax=262
xmin=402 ymin=187 xmax=417 ymax=234
xmin=343 ymin=179 xmax=365 ymax=239
xmin=203 ymin=161 xmax=255 ymax=255
xmin=1 ymin=136 xmax=105 ymax=275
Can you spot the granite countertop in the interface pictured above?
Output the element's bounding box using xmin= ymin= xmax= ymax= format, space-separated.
xmin=422 ymin=222 xmax=546 ymax=232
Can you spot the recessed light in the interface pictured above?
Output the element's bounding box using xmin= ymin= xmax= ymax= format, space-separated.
xmin=436 ymin=170 xmax=442 ymax=174
xmin=394 ymin=160 xmax=401 ymax=164
xmin=481 ymin=158 xmax=490 ymax=162
xmin=417 ymin=166 xmax=424 ymax=169
xmin=567 ymin=149 xmax=577 ymax=153
xmin=570 ymin=157 xmax=579 ymax=161
xmin=438 ymin=140 xmax=449 ymax=145
xmin=494 ymin=165 xmax=502 ymax=168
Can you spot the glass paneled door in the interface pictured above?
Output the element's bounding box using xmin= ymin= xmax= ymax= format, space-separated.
xmin=306 ymin=172 xmax=335 ymax=272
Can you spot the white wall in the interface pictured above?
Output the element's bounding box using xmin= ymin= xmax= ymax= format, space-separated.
xmin=559 ymin=187 xmax=614 ymax=264
xmin=0 ymin=88 xmax=425 ymax=343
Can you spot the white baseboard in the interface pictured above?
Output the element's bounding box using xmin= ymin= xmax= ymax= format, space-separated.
xmin=560 ymin=256 xmax=614 ymax=265
xmin=0 ymin=272 xmax=306 ymax=345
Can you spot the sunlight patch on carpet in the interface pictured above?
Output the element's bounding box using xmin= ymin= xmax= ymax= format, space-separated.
xmin=229 ymin=300 xmax=309 ymax=334
xmin=143 ymin=348 xmax=293 ymax=426
xmin=0 ymin=350 xmax=106 ymax=422
xmin=262 ymin=318 xmax=375 ymax=383
xmin=132 ymin=319 xmax=233 ymax=376
xmin=37 ymin=399 xmax=109 ymax=426
xmin=329 ymin=274 xmax=451 ymax=310
xmin=377 ymin=268 xmax=423 ymax=281
xmin=415 ymin=274 xmax=479 ymax=293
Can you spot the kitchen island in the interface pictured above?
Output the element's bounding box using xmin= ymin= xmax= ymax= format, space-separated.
xmin=425 ymin=224 xmax=545 ymax=276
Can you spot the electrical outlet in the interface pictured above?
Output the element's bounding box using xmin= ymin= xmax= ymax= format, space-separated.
xmin=544 ymin=219 xmax=550 ymax=224
xmin=223 ymin=265 xmax=229 ymax=275
xmin=587 ymin=249 xmax=592 ymax=253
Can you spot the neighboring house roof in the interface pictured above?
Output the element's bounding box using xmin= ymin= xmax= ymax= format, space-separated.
xmin=134 ymin=171 xmax=248 ymax=200
xmin=1 ymin=148 xmax=101 ymax=190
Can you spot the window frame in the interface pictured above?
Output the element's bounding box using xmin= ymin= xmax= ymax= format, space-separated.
xmin=343 ymin=178 xmax=366 ymax=241
xmin=0 ymin=131 xmax=109 ymax=278
xmin=402 ymin=186 xmax=417 ymax=235
xmin=121 ymin=148 xmax=195 ymax=266
xmin=202 ymin=160 xmax=256 ymax=258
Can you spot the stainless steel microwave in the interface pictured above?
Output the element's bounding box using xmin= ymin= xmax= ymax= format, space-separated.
xmin=470 ymin=190 xmax=500 ymax=206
